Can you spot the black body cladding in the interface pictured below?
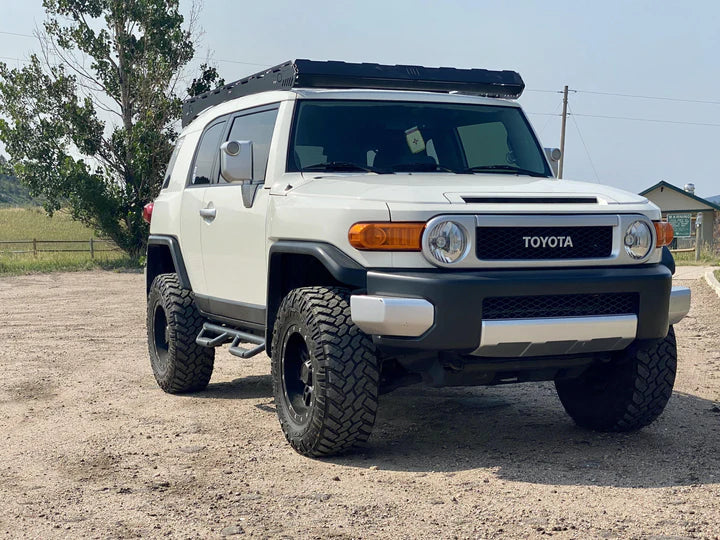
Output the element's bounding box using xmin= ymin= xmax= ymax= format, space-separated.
xmin=368 ymin=265 xmax=673 ymax=353
xmin=146 ymin=235 xmax=192 ymax=293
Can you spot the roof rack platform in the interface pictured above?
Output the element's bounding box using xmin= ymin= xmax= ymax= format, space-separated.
xmin=182 ymin=59 xmax=525 ymax=127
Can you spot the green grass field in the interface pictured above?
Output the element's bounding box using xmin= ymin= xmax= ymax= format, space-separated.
xmin=673 ymin=248 xmax=720 ymax=266
xmin=0 ymin=207 xmax=137 ymax=275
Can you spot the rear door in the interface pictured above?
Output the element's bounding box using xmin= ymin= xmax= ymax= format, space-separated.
xmin=179 ymin=118 xmax=227 ymax=295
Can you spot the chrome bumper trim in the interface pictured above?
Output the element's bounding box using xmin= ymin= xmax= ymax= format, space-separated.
xmin=669 ymin=286 xmax=691 ymax=325
xmin=472 ymin=315 xmax=638 ymax=358
xmin=350 ymin=295 xmax=434 ymax=337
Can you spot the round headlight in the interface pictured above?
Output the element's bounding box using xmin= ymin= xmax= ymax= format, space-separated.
xmin=624 ymin=220 xmax=653 ymax=259
xmin=426 ymin=220 xmax=467 ymax=263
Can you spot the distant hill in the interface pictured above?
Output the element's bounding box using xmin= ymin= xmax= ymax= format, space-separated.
xmin=0 ymin=172 xmax=39 ymax=207
xmin=708 ymin=194 xmax=720 ymax=204
xmin=0 ymin=156 xmax=39 ymax=207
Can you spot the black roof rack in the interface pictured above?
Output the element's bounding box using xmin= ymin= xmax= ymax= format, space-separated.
xmin=181 ymin=59 xmax=525 ymax=127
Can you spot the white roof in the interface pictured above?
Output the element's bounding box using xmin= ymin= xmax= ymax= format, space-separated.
xmin=184 ymin=87 xmax=520 ymax=133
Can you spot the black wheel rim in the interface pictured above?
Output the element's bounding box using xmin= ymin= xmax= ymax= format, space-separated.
xmin=282 ymin=327 xmax=314 ymax=424
xmin=152 ymin=303 xmax=170 ymax=373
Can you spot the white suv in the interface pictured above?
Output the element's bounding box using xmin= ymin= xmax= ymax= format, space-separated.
xmin=144 ymin=60 xmax=690 ymax=457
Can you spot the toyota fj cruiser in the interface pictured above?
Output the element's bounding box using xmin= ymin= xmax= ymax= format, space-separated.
xmin=144 ymin=60 xmax=691 ymax=457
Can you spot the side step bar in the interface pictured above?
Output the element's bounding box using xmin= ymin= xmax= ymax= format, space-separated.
xmin=196 ymin=322 xmax=266 ymax=359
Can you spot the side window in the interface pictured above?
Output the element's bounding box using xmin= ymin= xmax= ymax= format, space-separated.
xmin=162 ymin=136 xmax=184 ymax=190
xmin=226 ymin=108 xmax=279 ymax=182
xmin=191 ymin=121 xmax=226 ymax=185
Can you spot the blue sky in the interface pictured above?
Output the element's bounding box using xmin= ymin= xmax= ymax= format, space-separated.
xmin=1 ymin=0 xmax=719 ymax=197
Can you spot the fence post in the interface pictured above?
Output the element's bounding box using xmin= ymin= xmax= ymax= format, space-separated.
xmin=90 ymin=237 xmax=95 ymax=259
xmin=33 ymin=238 xmax=37 ymax=258
xmin=695 ymin=223 xmax=703 ymax=262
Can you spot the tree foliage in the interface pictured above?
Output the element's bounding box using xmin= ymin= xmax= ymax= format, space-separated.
xmin=0 ymin=0 xmax=221 ymax=257
xmin=188 ymin=63 xmax=225 ymax=96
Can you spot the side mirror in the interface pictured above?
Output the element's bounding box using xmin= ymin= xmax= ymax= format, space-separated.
xmin=544 ymin=147 xmax=561 ymax=177
xmin=220 ymin=140 xmax=253 ymax=183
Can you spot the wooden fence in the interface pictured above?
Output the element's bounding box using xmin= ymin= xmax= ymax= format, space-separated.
xmin=0 ymin=238 xmax=120 ymax=258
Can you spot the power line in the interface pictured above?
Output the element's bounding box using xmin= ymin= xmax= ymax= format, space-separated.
xmin=525 ymin=89 xmax=562 ymax=94
xmin=568 ymin=104 xmax=600 ymax=183
xmin=536 ymin=103 xmax=562 ymax=137
xmin=528 ymin=111 xmax=720 ymax=128
xmin=574 ymin=89 xmax=720 ymax=106
xmin=1 ymin=54 xmax=272 ymax=69
xmin=527 ymin=86 xmax=720 ymax=106
xmin=571 ymin=112 xmax=720 ymax=128
xmin=212 ymin=58 xmax=273 ymax=68
xmin=1 ymin=38 xmax=719 ymax=106
xmin=0 ymin=30 xmax=35 ymax=38
xmin=0 ymin=56 xmax=31 ymax=63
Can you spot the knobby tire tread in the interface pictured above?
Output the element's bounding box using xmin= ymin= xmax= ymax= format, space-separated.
xmin=147 ymin=273 xmax=214 ymax=393
xmin=556 ymin=327 xmax=677 ymax=432
xmin=271 ymin=286 xmax=380 ymax=457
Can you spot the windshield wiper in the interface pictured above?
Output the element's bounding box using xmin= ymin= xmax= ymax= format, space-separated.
xmin=462 ymin=165 xmax=548 ymax=177
xmin=301 ymin=161 xmax=391 ymax=174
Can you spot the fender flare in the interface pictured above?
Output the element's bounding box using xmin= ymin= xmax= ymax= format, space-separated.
xmin=147 ymin=235 xmax=192 ymax=292
xmin=661 ymin=246 xmax=675 ymax=276
xmin=267 ymin=241 xmax=367 ymax=289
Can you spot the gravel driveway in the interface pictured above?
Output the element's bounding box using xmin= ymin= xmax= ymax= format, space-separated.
xmin=1 ymin=271 xmax=719 ymax=539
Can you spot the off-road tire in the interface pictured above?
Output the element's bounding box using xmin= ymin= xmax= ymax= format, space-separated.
xmin=147 ymin=273 xmax=214 ymax=393
xmin=271 ymin=286 xmax=380 ymax=457
xmin=555 ymin=327 xmax=677 ymax=431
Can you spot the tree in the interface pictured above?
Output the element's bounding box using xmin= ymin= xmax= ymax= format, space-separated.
xmin=188 ymin=63 xmax=225 ymax=97
xmin=0 ymin=0 xmax=223 ymax=258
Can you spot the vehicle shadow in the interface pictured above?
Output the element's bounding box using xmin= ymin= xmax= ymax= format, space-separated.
xmin=331 ymin=383 xmax=720 ymax=488
xmin=192 ymin=375 xmax=273 ymax=400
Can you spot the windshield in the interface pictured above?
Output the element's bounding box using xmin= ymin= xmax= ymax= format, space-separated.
xmin=287 ymin=99 xmax=551 ymax=177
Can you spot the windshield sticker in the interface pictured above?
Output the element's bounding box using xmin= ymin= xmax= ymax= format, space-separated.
xmin=405 ymin=126 xmax=426 ymax=154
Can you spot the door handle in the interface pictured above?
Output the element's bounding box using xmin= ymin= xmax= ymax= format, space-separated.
xmin=199 ymin=207 xmax=217 ymax=219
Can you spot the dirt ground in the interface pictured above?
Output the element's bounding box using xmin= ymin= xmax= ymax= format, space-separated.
xmin=1 ymin=271 xmax=719 ymax=539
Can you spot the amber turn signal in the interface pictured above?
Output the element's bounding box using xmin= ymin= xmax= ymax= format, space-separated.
xmin=348 ymin=222 xmax=425 ymax=251
xmin=654 ymin=221 xmax=674 ymax=247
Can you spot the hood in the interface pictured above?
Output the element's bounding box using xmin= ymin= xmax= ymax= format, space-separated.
xmin=290 ymin=173 xmax=648 ymax=205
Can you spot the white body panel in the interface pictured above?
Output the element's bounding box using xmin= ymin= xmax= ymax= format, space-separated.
xmin=179 ymin=187 xmax=209 ymax=292
xmin=200 ymin=185 xmax=269 ymax=305
xmin=151 ymin=87 xmax=666 ymax=310
xmin=267 ymin=185 xmax=392 ymax=269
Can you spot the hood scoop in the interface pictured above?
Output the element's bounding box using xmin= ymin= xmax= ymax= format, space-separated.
xmin=460 ymin=195 xmax=599 ymax=204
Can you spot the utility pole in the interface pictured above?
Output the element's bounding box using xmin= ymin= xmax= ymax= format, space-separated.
xmin=558 ymin=85 xmax=569 ymax=179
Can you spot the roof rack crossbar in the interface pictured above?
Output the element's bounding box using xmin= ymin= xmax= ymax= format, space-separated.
xmin=182 ymin=59 xmax=524 ymax=127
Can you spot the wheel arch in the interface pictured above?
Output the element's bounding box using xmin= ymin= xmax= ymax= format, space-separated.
xmin=266 ymin=241 xmax=367 ymax=355
xmin=146 ymin=235 xmax=192 ymax=294
xmin=661 ymin=245 xmax=675 ymax=275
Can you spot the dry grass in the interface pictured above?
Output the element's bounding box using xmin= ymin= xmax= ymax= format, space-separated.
xmin=0 ymin=207 xmax=137 ymax=274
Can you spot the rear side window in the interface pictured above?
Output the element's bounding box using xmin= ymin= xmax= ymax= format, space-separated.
xmin=226 ymin=108 xmax=279 ymax=182
xmin=162 ymin=136 xmax=184 ymax=189
xmin=191 ymin=121 xmax=226 ymax=185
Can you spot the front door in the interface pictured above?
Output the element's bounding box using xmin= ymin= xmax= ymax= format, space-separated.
xmin=200 ymin=105 xmax=280 ymax=325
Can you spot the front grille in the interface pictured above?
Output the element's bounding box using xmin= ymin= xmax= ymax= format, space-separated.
xmin=482 ymin=293 xmax=639 ymax=320
xmin=476 ymin=226 xmax=613 ymax=260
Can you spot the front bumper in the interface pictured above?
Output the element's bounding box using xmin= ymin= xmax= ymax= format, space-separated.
xmin=350 ymin=265 xmax=688 ymax=356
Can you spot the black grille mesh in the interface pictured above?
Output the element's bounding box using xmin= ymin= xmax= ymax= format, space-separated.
xmin=476 ymin=226 xmax=613 ymax=260
xmin=482 ymin=293 xmax=639 ymax=320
